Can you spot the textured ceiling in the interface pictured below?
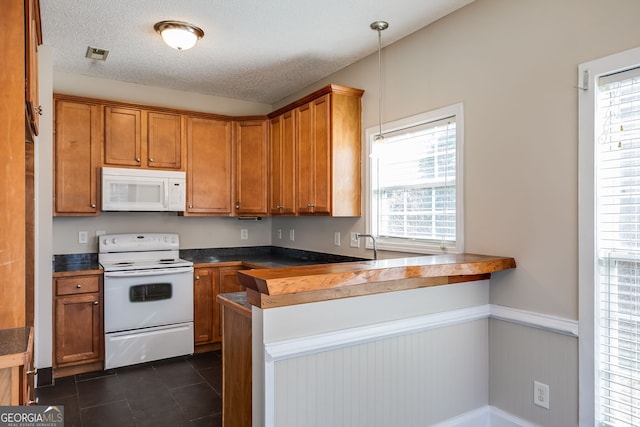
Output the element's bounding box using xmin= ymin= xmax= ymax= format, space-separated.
xmin=40 ymin=0 xmax=474 ymax=105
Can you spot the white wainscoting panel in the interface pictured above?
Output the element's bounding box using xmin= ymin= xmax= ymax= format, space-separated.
xmin=270 ymin=319 xmax=489 ymax=427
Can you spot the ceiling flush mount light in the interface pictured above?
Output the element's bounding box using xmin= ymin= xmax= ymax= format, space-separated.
xmin=370 ymin=20 xmax=388 ymax=143
xmin=154 ymin=20 xmax=204 ymax=51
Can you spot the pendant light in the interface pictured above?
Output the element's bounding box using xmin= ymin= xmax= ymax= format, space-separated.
xmin=370 ymin=20 xmax=388 ymax=143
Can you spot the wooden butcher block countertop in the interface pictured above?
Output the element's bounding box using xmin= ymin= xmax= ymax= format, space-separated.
xmin=238 ymin=253 xmax=516 ymax=308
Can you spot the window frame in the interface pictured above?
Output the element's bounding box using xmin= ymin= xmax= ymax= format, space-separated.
xmin=365 ymin=103 xmax=464 ymax=254
xmin=578 ymin=46 xmax=640 ymax=426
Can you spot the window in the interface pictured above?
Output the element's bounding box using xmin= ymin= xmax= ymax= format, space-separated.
xmin=579 ymin=47 xmax=640 ymax=427
xmin=366 ymin=103 xmax=463 ymax=254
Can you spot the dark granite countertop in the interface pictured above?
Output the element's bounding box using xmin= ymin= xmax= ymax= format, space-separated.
xmin=181 ymin=246 xmax=364 ymax=268
xmin=53 ymin=253 xmax=101 ymax=273
xmin=217 ymin=292 xmax=251 ymax=311
xmin=53 ymin=246 xmax=365 ymax=273
xmin=0 ymin=326 xmax=32 ymax=358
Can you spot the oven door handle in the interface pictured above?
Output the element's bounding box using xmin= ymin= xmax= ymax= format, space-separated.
xmin=103 ymin=266 xmax=194 ymax=278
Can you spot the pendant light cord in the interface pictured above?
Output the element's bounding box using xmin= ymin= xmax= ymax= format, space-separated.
xmin=371 ymin=21 xmax=388 ymax=142
xmin=377 ymin=28 xmax=383 ymax=140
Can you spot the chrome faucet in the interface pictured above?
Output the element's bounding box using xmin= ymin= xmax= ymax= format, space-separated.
xmin=355 ymin=233 xmax=377 ymax=260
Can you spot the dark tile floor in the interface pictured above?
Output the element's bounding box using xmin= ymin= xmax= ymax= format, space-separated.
xmin=35 ymin=351 xmax=222 ymax=427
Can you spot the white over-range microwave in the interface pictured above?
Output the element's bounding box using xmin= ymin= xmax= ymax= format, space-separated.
xmin=101 ymin=167 xmax=186 ymax=212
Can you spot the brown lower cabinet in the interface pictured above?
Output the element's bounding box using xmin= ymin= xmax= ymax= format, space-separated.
xmin=217 ymin=294 xmax=252 ymax=427
xmin=0 ymin=327 xmax=35 ymax=405
xmin=53 ymin=273 xmax=103 ymax=377
xmin=194 ymin=265 xmax=244 ymax=350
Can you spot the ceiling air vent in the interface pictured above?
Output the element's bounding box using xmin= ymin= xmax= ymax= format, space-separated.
xmin=85 ymin=46 xmax=110 ymax=61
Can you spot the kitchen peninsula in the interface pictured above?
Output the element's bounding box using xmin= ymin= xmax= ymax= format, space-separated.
xmin=222 ymin=253 xmax=515 ymax=427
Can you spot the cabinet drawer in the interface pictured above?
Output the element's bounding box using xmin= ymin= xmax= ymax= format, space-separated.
xmin=56 ymin=276 xmax=100 ymax=295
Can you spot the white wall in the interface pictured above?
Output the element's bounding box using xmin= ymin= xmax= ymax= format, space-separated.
xmin=35 ymin=45 xmax=54 ymax=370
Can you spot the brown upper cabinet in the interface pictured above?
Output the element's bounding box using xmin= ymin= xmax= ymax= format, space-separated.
xmin=53 ymin=97 xmax=101 ymax=216
xmin=53 ymin=84 xmax=363 ymax=217
xmin=234 ymin=119 xmax=269 ymax=216
xmin=269 ymin=111 xmax=296 ymax=215
xmin=25 ymin=0 xmax=42 ymax=140
xmin=185 ymin=116 xmax=233 ymax=216
xmin=104 ymin=107 xmax=184 ymax=170
xmin=269 ymin=84 xmax=364 ymax=217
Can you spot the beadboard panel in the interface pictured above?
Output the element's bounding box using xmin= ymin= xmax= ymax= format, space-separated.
xmin=489 ymin=318 xmax=578 ymax=426
xmin=271 ymin=319 xmax=488 ymax=427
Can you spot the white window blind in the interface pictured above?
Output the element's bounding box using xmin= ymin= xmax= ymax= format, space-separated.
xmin=596 ymin=65 xmax=640 ymax=427
xmin=368 ymin=103 xmax=463 ymax=254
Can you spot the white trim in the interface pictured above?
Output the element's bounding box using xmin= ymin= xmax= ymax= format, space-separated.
xmin=490 ymin=304 xmax=578 ymax=337
xmin=265 ymin=304 xmax=577 ymax=363
xmin=578 ymin=46 xmax=640 ymax=427
xmin=265 ymin=304 xmax=490 ymax=362
xmin=364 ymin=102 xmax=465 ymax=255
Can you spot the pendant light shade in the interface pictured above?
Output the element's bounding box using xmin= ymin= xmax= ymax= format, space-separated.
xmin=154 ymin=21 xmax=204 ymax=51
xmin=370 ymin=21 xmax=388 ymax=143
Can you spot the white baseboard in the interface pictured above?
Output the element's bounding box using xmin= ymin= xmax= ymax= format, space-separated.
xmin=432 ymin=406 xmax=538 ymax=427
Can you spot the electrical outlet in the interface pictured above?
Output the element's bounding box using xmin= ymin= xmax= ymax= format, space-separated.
xmin=334 ymin=232 xmax=341 ymax=246
xmin=289 ymin=229 xmax=295 ymax=241
xmin=350 ymin=232 xmax=360 ymax=248
xmin=240 ymin=229 xmax=248 ymax=240
xmin=277 ymin=229 xmax=282 ymax=239
xmin=78 ymin=231 xmax=88 ymax=244
xmin=533 ymin=381 xmax=550 ymax=409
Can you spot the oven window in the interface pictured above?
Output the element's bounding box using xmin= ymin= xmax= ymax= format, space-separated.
xmin=129 ymin=283 xmax=172 ymax=302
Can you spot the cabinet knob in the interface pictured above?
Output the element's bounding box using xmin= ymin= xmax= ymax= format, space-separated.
xmin=136 ymin=157 xmax=141 ymax=162
xmin=236 ymin=203 xmax=240 ymax=209
xmin=276 ymin=205 xmax=283 ymax=209
xmin=307 ymin=203 xmax=315 ymax=208
xmin=149 ymin=158 xmax=154 ymax=162
xmin=76 ymin=284 xmax=82 ymax=288
xmin=195 ymin=275 xmax=200 ymax=280
xmin=27 ymin=367 xmax=37 ymax=375
xmin=188 ymin=204 xmax=193 ymax=209
xmin=27 ymin=397 xmax=39 ymax=406
xmin=90 ymin=203 xmax=96 ymax=208
xmin=93 ymin=301 xmax=99 ymax=305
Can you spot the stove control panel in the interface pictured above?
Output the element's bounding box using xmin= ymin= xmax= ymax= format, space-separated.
xmin=99 ymin=233 xmax=180 ymax=253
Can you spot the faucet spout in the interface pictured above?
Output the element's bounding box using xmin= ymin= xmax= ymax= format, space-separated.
xmin=355 ymin=233 xmax=377 ymax=260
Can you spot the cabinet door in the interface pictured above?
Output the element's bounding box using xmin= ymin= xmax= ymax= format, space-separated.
xmin=296 ymin=103 xmax=314 ymax=213
xmin=235 ymin=120 xmax=268 ymax=216
xmin=269 ymin=112 xmax=296 ymax=215
xmin=54 ymin=293 xmax=102 ymax=366
xmin=194 ymin=268 xmax=217 ymax=344
xmin=104 ymin=106 xmax=142 ymax=167
xmin=25 ymin=0 xmax=41 ymax=138
xmin=219 ymin=266 xmax=245 ymax=294
xmin=310 ymin=94 xmax=331 ymax=214
xmin=296 ymin=95 xmax=331 ymax=215
xmin=186 ymin=117 xmax=233 ymax=215
xmin=54 ymin=100 xmax=100 ymax=215
xmin=147 ymin=111 xmax=183 ymax=169
xmin=218 ymin=266 xmax=244 ymax=339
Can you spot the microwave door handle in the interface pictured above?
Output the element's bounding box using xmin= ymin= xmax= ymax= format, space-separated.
xmin=164 ymin=179 xmax=171 ymax=211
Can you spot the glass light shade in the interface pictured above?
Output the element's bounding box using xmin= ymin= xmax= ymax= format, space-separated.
xmin=154 ymin=21 xmax=204 ymax=51
xmin=161 ymin=28 xmax=198 ymax=50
